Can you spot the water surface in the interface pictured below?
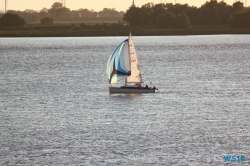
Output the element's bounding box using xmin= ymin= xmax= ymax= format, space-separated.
xmin=0 ymin=35 xmax=249 ymax=165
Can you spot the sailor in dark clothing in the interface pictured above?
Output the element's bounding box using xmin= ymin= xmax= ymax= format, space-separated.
xmin=153 ymin=86 xmax=158 ymax=90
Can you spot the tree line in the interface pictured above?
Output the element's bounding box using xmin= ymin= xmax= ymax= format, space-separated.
xmin=124 ymin=0 xmax=250 ymax=29
xmin=0 ymin=2 xmax=124 ymax=23
xmin=1 ymin=0 xmax=250 ymax=29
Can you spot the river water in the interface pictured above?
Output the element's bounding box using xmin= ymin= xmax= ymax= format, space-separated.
xmin=0 ymin=35 xmax=249 ymax=165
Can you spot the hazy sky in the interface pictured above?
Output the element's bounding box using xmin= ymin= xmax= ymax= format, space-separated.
xmin=0 ymin=0 xmax=242 ymax=12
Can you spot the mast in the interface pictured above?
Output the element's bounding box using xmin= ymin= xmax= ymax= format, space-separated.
xmin=125 ymin=32 xmax=131 ymax=86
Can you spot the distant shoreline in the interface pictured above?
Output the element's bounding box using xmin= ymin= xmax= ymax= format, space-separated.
xmin=1 ymin=24 xmax=250 ymax=37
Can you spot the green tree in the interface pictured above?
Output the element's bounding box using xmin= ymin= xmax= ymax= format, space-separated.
xmin=140 ymin=3 xmax=155 ymax=26
xmin=22 ymin=9 xmax=39 ymax=22
xmin=98 ymin=8 xmax=122 ymax=17
xmin=40 ymin=17 xmax=54 ymax=25
xmin=156 ymin=12 xmax=191 ymax=29
xmin=166 ymin=3 xmax=190 ymax=15
xmin=200 ymin=0 xmax=219 ymax=25
xmin=151 ymin=3 xmax=167 ymax=25
xmin=232 ymin=1 xmax=244 ymax=13
xmin=39 ymin=11 xmax=49 ymax=19
xmin=165 ymin=3 xmax=199 ymax=26
xmin=186 ymin=6 xmax=200 ymax=25
xmin=0 ymin=13 xmax=26 ymax=27
xmin=4 ymin=10 xmax=39 ymax=23
xmin=172 ymin=13 xmax=191 ymax=29
xmin=216 ymin=1 xmax=231 ymax=24
xmin=39 ymin=8 xmax=49 ymax=19
xmin=123 ymin=7 xmax=142 ymax=26
xmin=52 ymin=2 xmax=63 ymax=9
xmin=156 ymin=12 xmax=174 ymax=29
xmin=229 ymin=11 xmax=250 ymax=28
xmin=76 ymin=8 xmax=96 ymax=17
xmin=199 ymin=0 xmax=235 ymax=25
xmin=48 ymin=2 xmax=71 ymax=18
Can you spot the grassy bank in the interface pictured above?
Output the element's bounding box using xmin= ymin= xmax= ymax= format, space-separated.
xmin=1 ymin=23 xmax=250 ymax=37
xmin=23 ymin=17 xmax=123 ymax=24
xmin=52 ymin=17 xmax=123 ymax=24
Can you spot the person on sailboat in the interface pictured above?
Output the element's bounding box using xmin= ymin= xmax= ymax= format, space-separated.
xmin=153 ymin=86 xmax=158 ymax=90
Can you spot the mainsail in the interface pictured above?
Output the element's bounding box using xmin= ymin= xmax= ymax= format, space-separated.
xmin=106 ymin=39 xmax=131 ymax=84
xmin=126 ymin=32 xmax=142 ymax=86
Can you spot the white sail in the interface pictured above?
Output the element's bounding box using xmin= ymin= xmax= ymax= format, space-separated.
xmin=126 ymin=32 xmax=142 ymax=86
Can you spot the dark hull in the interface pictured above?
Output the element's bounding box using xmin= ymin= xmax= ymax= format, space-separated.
xmin=109 ymin=86 xmax=155 ymax=93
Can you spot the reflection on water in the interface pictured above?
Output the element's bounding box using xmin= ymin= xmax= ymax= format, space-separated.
xmin=109 ymin=93 xmax=142 ymax=99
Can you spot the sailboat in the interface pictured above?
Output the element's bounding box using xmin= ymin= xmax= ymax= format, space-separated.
xmin=106 ymin=32 xmax=156 ymax=93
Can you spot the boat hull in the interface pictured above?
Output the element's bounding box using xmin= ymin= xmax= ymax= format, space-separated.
xmin=109 ymin=87 xmax=155 ymax=93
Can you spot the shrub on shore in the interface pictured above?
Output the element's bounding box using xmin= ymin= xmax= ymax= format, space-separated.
xmin=40 ymin=17 xmax=54 ymax=25
xmin=0 ymin=13 xmax=26 ymax=27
